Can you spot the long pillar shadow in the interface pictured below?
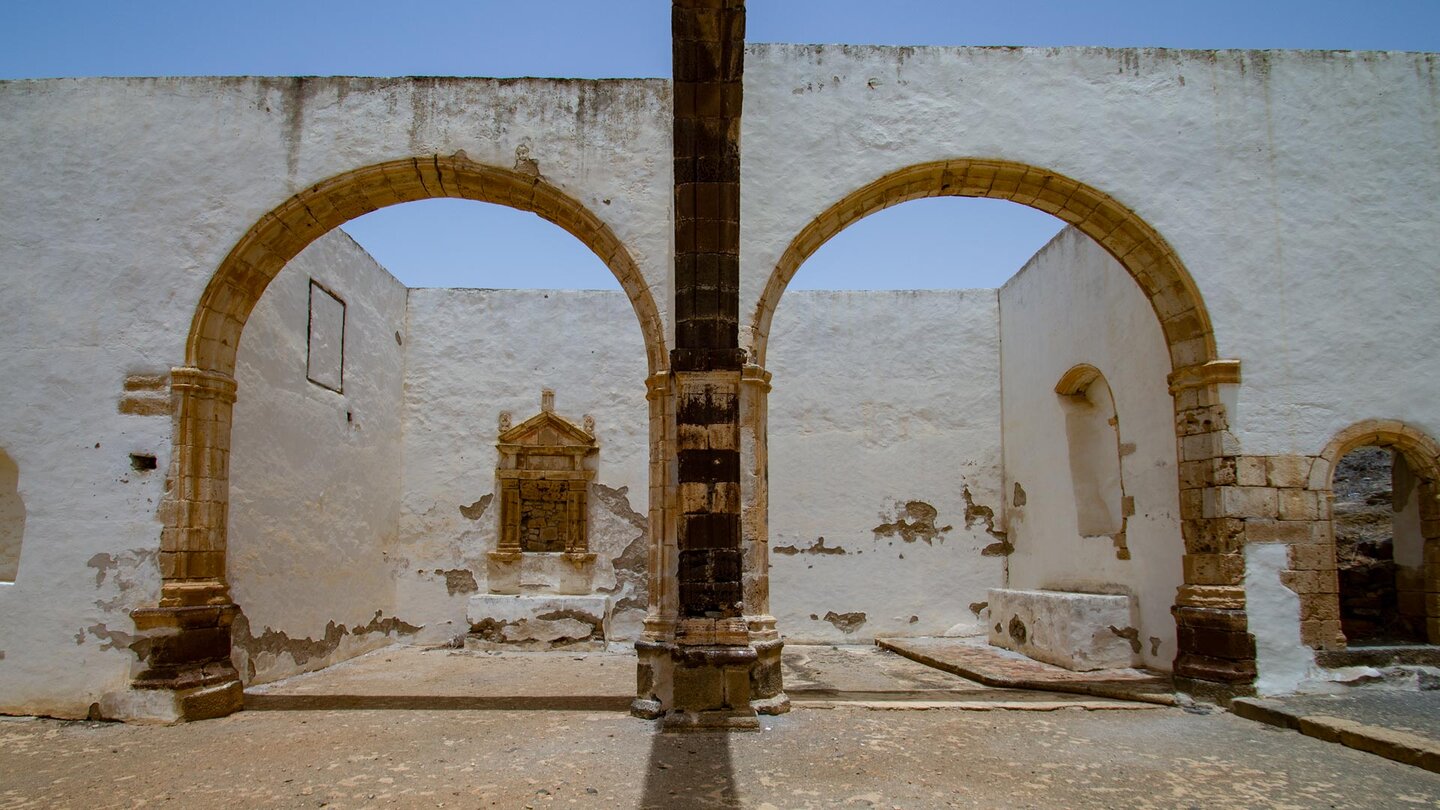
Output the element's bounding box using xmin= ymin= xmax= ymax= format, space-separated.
xmin=640 ymin=728 xmax=740 ymax=808
xmin=243 ymin=694 xmax=634 ymax=712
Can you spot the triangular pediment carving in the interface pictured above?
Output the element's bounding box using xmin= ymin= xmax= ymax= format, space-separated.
xmin=498 ymin=410 xmax=595 ymax=448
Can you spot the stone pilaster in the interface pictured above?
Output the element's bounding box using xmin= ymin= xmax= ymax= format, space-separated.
xmin=740 ymin=362 xmax=787 ymax=713
xmin=128 ymin=366 xmax=243 ymax=721
xmin=1168 ymin=361 xmax=1258 ymax=697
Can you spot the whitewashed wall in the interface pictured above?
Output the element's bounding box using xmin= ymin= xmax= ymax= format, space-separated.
xmin=742 ymin=45 xmax=1440 ymax=459
xmin=998 ymin=227 xmax=1183 ymax=671
xmin=767 ymin=290 xmax=1006 ymax=643
xmin=0 ymin=75 xmax=668 ymax=715
xmin=227 ymin=230 xmax=409 ymax=685
xmin=395 ymin=289 xmax=652 ymax=645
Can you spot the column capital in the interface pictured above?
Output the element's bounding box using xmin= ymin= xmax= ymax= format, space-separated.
xmin=170 ymin=366 xmax=237 ymax=403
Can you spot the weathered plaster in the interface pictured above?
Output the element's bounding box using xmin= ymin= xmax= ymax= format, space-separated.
xmin=396 ymin=290 xmax=651 ymax=645
xmin=1245 ymin=542 xmax=1316 ymax=695
xmin=767 ymin=290 xmax=1005 ymax=643
xmin=227 ymin=230 xmax=409 ymax=684
xmin=999 ymin=227 xmax=1183 ymax=670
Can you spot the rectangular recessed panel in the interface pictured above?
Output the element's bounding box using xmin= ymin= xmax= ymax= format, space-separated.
xmin=306 ymin=280 xmax=346 ymax=393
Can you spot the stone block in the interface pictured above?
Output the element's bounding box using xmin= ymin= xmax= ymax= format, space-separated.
xmin=466 ymin=594 xmax=610 ymax=651
xmin=986 ymin=588 xmax=1136 ymax=671
xmin=1235 ymin=456 xmax=1268 ymax=487
xmin=1266 ymin=456 xmax=1312 ymax=489
xmin=1278 ymin=488 xmax=1321 ymax=521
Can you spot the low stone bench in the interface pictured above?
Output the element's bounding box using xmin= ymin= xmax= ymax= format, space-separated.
xmin=987 ymin=588 xmax=1137 ymax=671
xmin=466 ymin=594 xmax=611 ymax=651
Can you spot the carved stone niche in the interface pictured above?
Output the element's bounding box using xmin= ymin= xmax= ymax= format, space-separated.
xmin=486 ymin=389 xmax=599 ymax=596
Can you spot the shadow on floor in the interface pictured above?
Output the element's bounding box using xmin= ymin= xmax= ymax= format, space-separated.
xmin=244 ymin=694 xmax=634 ymax=712
xmin=640 ymin=728 xmax=740 ymax=808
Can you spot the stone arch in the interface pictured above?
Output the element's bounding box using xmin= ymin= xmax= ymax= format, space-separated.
xmin=191 ymin=155 xmax=667 ymax=377
xmin=1313 ymin=420 xmax=1440 ymax=646
xmin=134 ymin=157 xmax=670 ymax=711
xmin=748 ymin=159 xmax=1213 ymax=371
xmin=747 ymin=159 xmax=1248 ymax=690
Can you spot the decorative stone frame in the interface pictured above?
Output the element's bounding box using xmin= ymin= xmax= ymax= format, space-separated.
xmin=488 ymin=391 xmax=599 ymax=594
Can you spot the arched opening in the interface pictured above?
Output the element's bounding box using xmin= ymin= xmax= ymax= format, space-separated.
xmin=137 ymin=157 xmax=668 ymax=705
xmin=1331 ymin=447 xmax=1425 ymax=643
xmin=748 ymin=159 xmax=1235 ymax=682
xmin=1317 ymin=421 xmax=1440 ymax=650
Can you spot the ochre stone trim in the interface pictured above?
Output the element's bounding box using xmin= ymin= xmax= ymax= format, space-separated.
xmin=189 ymin=155 xmax=668 ymax=377
xmin=748 ymin=159 xmax=1215 ymax=373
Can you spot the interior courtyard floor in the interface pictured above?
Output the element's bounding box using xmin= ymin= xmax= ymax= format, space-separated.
xmin=2 ymin=644 xmax=1439 ymax=808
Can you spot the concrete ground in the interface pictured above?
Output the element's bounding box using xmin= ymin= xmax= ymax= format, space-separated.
xmin=2 ymin=645 xmax=1439 ymax=808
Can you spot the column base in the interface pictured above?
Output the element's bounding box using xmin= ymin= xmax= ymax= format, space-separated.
xmin=633 ymin=637 xmax=783 ymax=725
xmin=128 ymin=602 xmax=243 ymax=721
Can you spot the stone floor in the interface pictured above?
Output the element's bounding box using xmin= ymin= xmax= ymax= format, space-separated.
xmin=2 ymin=645 xmax=1439 ymax=808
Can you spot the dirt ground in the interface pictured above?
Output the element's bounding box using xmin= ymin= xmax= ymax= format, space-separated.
xmin=2 ymin=646 xmax=1438 ymax=809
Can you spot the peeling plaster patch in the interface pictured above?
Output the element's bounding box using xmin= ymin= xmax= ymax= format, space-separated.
xmin=86 ymin=549 xmax=157 ymax=591
xmin=434 ymin=568 xmax=479 ymax=596
xmin=773 ymin=536 xmax=847 ymax=556
xmin=1012 ymin=482 xmax=1027 ymax=507
xmin=231 ymin=609 xmax=421 ymax=669
xmin=0 ymin=651 xmax=5 ymax=661
xmin=82 ymin=624 xmax=154 ymax=662
xmin=872 ymin=500 xmax=952 ymax=544
xmin=1246 ymin=542 xmax=1315 ymax=695
xmin=962 ymin=486 xmax=1013 ymax=556
xmin=459 ymin=494 xmax=493 ymax=521
xmin=1108 ymin=625 xmax=1142 ymax=654
xmin=592 ymin=483 xmax=649 ymax=615
xmin=1149 ymin=636 xmax=1162 ymax=656
xmin=822 ymin=611 xmax=867 ymax=633
xmin=909 ymin=615 xmax=919 ymax=623
xmin=969 ymin=601 xmax=989 ymax=617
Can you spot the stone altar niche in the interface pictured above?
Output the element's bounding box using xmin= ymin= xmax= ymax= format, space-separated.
xmin=467 ymin=390 xmax=611 ymax=650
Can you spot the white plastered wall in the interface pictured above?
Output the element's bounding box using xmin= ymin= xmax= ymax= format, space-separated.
xmin=742 ymin=45 xmax=1440 ymax=458
xmin=767 ymin=290 xmax=1005 ymax=643
xmin=998 ymin=227 xmax=1183 ymax=671
xmin=227 ymin=230 xmax=408 ymax=685
xmin=0 ymin=76 xmax=669 ymax=715
xmin=395 ymin=289 xmax=652 ymax=645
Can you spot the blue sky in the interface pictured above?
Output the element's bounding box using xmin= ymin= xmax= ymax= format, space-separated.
xmin=4 ymin=1 xmax=1437 ymax=290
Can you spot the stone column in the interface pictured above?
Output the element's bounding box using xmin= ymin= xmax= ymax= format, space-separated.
xmin=128 ymin=366 xmax=244 ymax=721
xmin=740 ymin=362 xmax=787 ymax=712
xmin=656 ymin=0 xmax=759 ymax=729
xmin=1168 ymin=364 xmax=1257 ymax=699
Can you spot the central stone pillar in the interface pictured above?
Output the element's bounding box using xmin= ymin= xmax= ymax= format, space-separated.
xmin=637 ymin=0 xmax=767 ymax=729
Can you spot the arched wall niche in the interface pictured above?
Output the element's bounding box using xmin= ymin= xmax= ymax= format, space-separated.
xmin=130 ymin=156 xmax=671 ymax=711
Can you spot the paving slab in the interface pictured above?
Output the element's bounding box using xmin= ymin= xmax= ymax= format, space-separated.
xmin=1232 ymin=691 xmax=1440 ymax=773
xmin=878 ymin=636 xmax=1176 ymax=705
